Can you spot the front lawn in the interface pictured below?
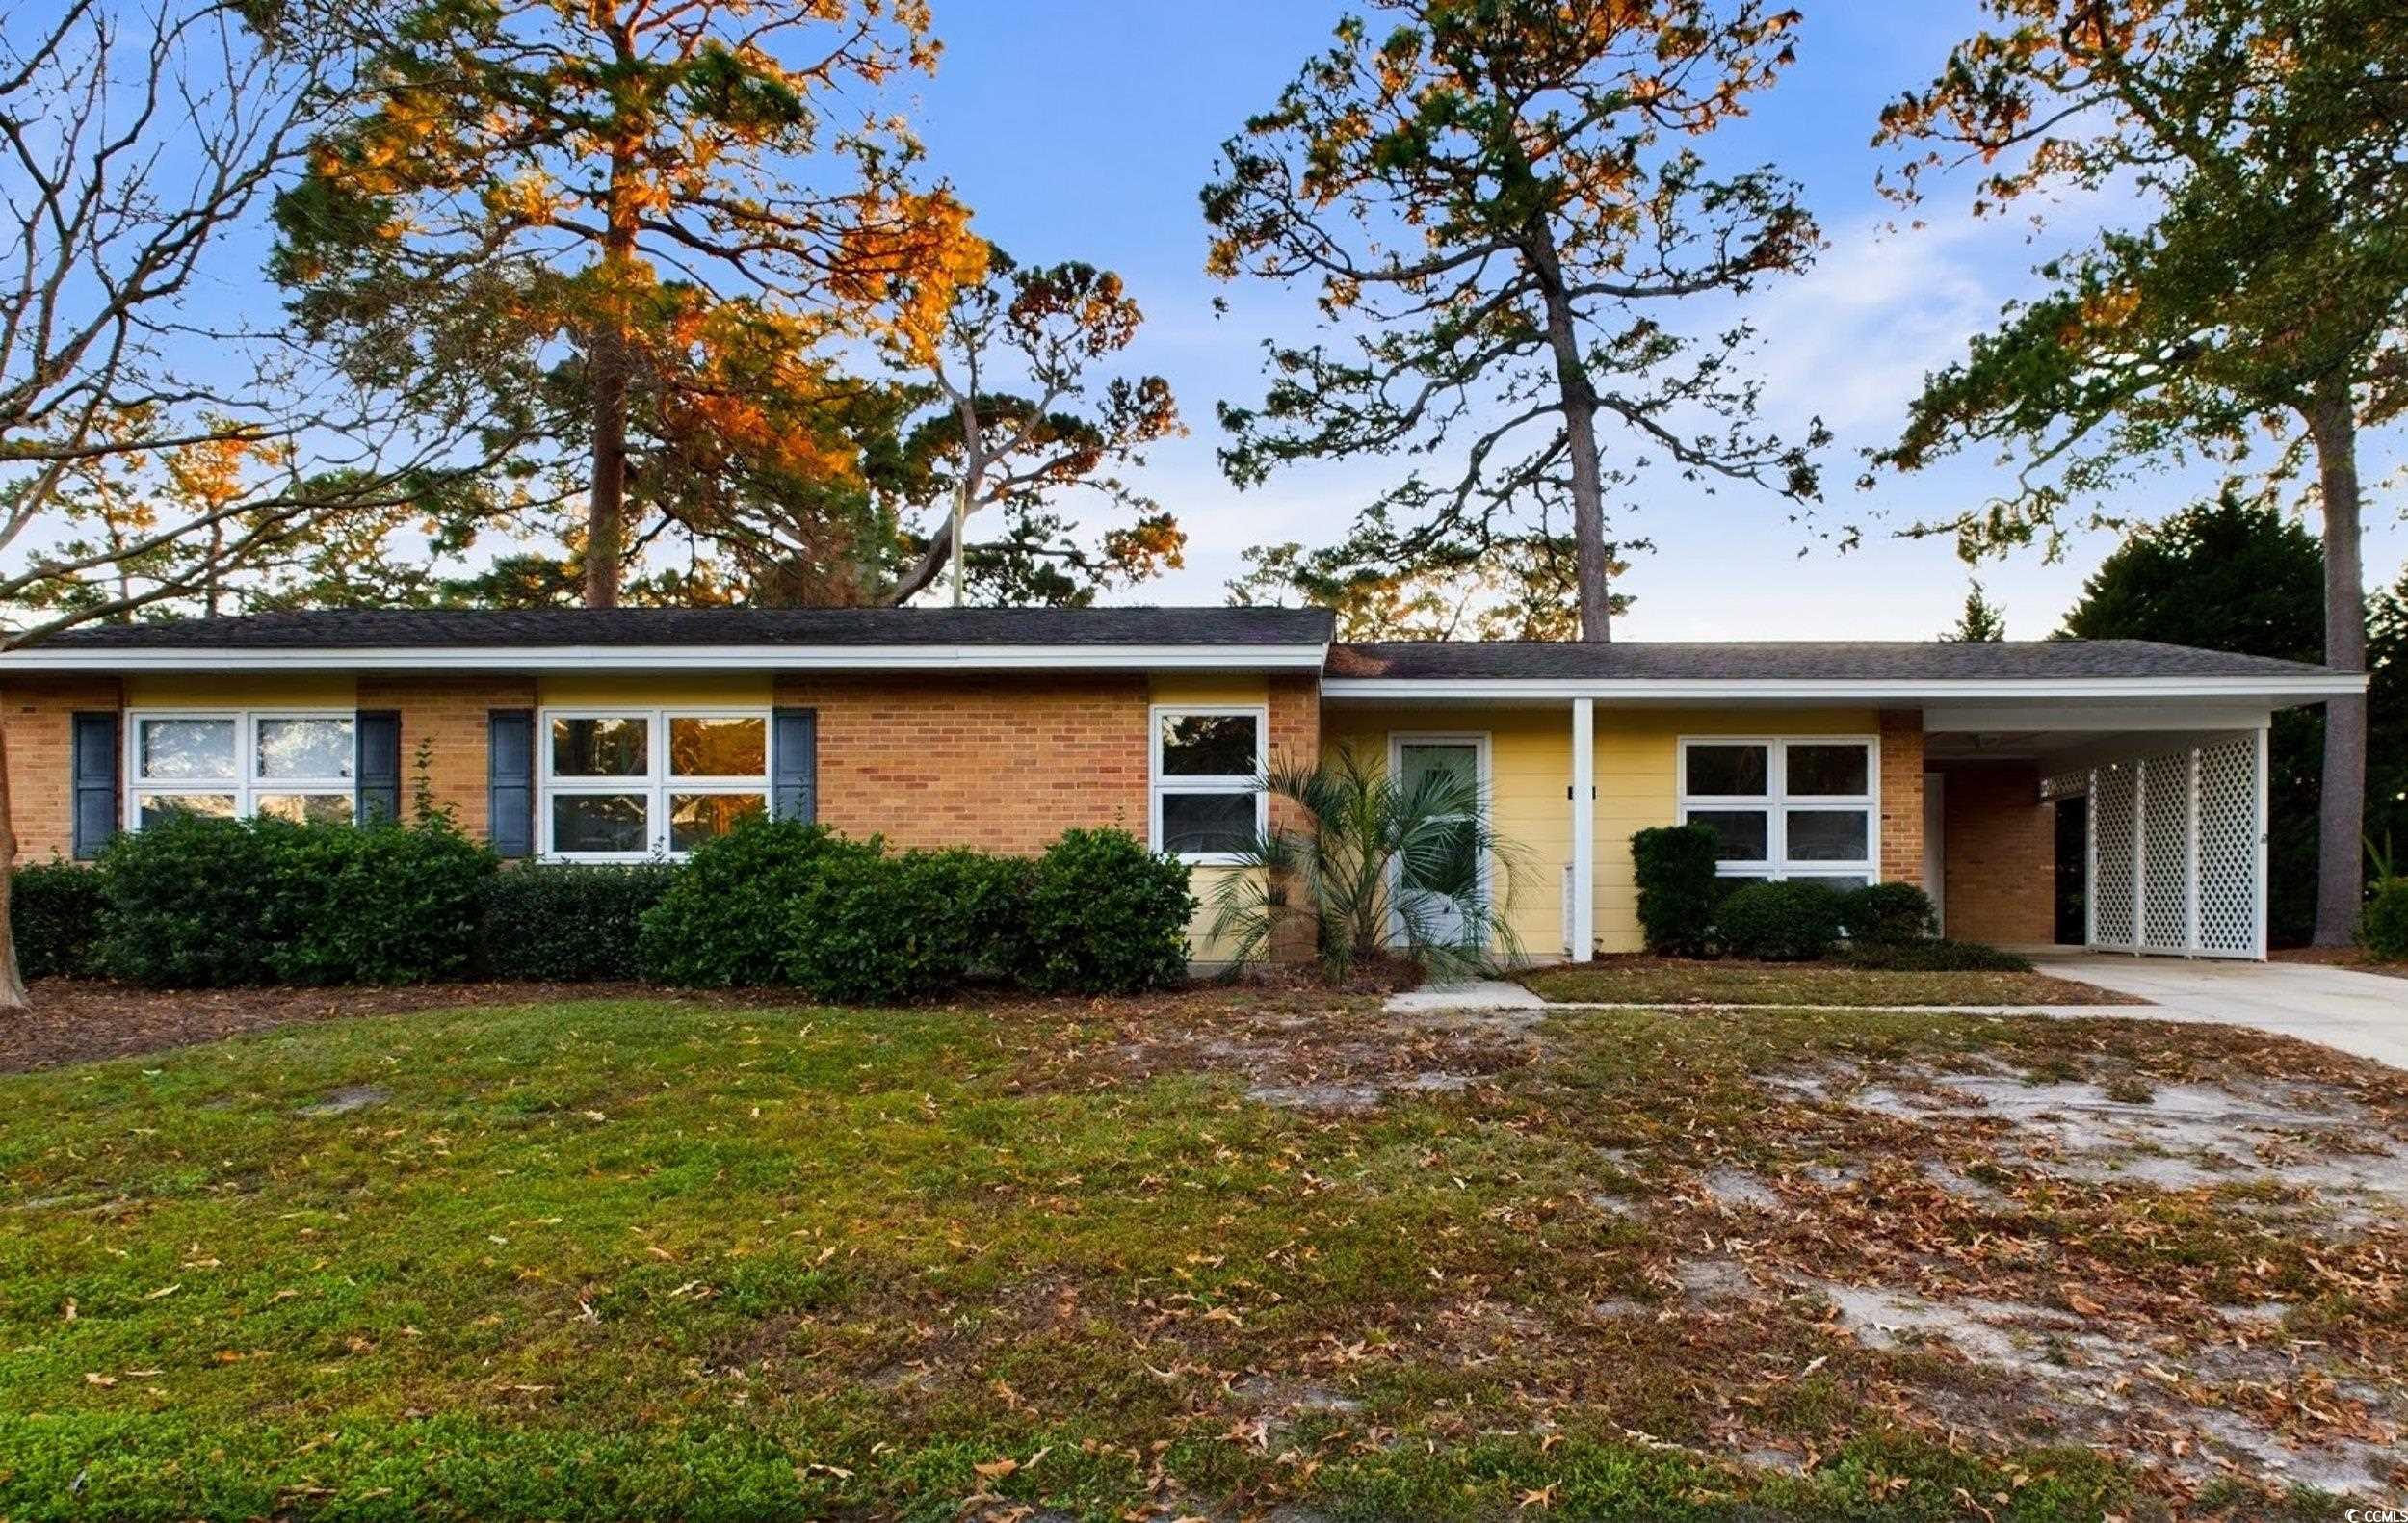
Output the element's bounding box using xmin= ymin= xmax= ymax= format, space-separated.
xmin=2 ymin=990 xmax=2399 ymax=1520
xmin=1521 ymin=956 xmax=2133 ymax=1008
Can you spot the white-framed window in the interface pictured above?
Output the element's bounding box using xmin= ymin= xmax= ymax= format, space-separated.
xmin=1679 ymin=735 xmax=1879 ymax=891
xmin=540 ymin=707 xmax=770 ymax=860
xmin=1150 ymin=704 xmax=1266 ymax=864
xmin=126 ymin=710 xmax=357 ymax=828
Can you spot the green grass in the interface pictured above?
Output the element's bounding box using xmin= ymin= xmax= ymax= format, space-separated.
xmin=1521 ymin=957 xmax=2131 ymax=1007
xmin=0 ymin=994 xmax=2377 ymax=1520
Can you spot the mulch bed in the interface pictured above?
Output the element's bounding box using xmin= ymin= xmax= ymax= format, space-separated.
xmin=2272 ymin=945 xmax=2408 ymax=980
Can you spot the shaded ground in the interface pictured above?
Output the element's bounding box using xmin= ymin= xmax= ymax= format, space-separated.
xmin=1520 ymin=955 xmax=2134 ymax=1007
xmin=2274 ymin=946 xmax=2408 ymax=980
xmin=2 ymin=990 xmax=2401 ymax=1521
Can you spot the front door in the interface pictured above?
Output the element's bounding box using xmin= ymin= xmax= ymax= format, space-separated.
xmin=1393 ymin=737 xmax=1486 ymax=946
xmin=2054 ymin=796 xmax=2088 ymax=945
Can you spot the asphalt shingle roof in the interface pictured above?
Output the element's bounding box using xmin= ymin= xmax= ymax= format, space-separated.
xmin=1324 ymin=639 xmax=2341 ymax=681
xmin=33 ymin=606 xmax=1336 ymax=650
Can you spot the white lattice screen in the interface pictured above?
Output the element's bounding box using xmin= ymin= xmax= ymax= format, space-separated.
xmin=2194 ymin=736 xmax=2263 ymax=956
xmin=2091 ymin=764 xmax=2137 ymax=949
xmin=2141 ymin=756 xmax=2191 ymax=952
xmin=2082 ymin=733 xmax=2263 ymax=959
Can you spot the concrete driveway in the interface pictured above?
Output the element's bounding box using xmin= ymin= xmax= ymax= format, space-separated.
xmin=2029 ymin=952 xmax=2408 ymax=1070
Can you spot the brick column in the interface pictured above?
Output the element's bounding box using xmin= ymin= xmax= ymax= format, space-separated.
xmin=1878 ymin=708 xmax=1924 ymax=888
xmin=1265 ymin=672 xmax=1321 ymax=835
xmin=2 ymin=677 xmax=123 ymax=862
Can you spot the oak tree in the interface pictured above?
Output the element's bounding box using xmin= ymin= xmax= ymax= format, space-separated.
xmin=1202 ymin=0 xmax=1825 ymax=641
xmin=1872 ymin=0 xmax=2408 ymax=944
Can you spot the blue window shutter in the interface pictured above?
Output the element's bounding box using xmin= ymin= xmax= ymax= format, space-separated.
xmin=355 ymin=710 xmax=402 ymax=824
xmin=70 ymin=711 xmax=119 ymax=860
xmin=487 ymin=709 xmax=534 ymax=857
xmin=772 ymin=707 xmax=817 ymax=823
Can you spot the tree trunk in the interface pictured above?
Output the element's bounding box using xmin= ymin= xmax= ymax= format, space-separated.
xmin=887 ymin=512 xmax=955 ymax=605
xmin=585 ymin=326 xmax=629 ymax=610
xmin=2304 ymin=386 xmax=2369 ymax=947
xmin=1527 ymin=225 xmax=1612 ymax=642
xmin=0 ymin=723 xmax=27 ymax=1010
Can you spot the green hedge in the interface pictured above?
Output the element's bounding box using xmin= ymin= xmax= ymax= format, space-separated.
xmin=18 ymin=813 xmax=1194 ymax=1001
xmin=478 ymin=864 xmax=678 ymax=982
xmin=1714 ymin=880 xmax=1844 ymax=961
xmin=1837 ymin=882 xmax=1937 ymax=946
xmin=1014 ymin=827 xmax=1194 ymax=995
xmin=9 ymin=862 xmax=108 ymax=980
xmin=96 ymin=815 xmax=494 ymax=987
xmin=1630 ymin=825 xmax=1722 ymax=957
xmin=1835 ymin=938 xmax=2033 ymax=973
xmin=2366 ymin=877 xmax=2408 ymax=960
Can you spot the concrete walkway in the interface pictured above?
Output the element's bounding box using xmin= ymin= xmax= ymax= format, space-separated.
xmin=1391 ymin=958 xmax=2407 ymax=1071
xmin=2025 ymin=953 xmax=2408 ymax=1070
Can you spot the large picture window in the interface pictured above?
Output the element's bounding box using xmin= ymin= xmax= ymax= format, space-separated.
xmin=128 ymin=711 xmax=355 ymax=827
xmin=1679 ymin=736 xmax=1877 ymax=891
xmin=1150 ymin=706 xmax=1265 ymax=863
xmin=541 ymin=709 xmax=769 ymax=859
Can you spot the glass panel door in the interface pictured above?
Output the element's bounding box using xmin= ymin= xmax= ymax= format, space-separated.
xmin=1397 ymin=740 xmax=1482 ymax=945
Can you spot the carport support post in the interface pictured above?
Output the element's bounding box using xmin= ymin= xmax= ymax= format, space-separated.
xmin=1570 ymin=698 xmax=1594 ymax=962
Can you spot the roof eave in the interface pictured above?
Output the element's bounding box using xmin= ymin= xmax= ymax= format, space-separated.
xmin=1319 ymin=674 xmax=2364 ymax=702
xmin=0 ymin=642 xmax=1334 ymax=672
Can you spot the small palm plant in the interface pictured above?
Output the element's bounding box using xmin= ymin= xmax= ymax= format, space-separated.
xmin=1209 ymin=744 xmax=1525 ymax=980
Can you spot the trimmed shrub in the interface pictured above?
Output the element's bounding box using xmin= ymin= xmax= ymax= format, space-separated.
xmin=1714 ymin=879 xmax=1844 ymax=961
xmin=1630 ymin=824 xmax=1721 ymax=957
xmin=913 ymin=848 xmax=1034 ymax=975
xmin=96 ymin=814 xmax=493 ymax=987
xmin=1835 ymin=937 xmax=2034 ymax=973
xmin=10 ymin=862 xmax=109 ymax=980
xmin=479 ymin=864 xmax=678 ymax=981
xmin=2365 ymin=878 xmax=2408 ymax=961
xmin=1016 ymin=827 xmax=1194 ymax=995
xmin=781 ymin=848 xmax=993 ymax=1004
xmin=638 ymin=817 xmax=877 ymax=986
xmin=1838 ymin=882 xmax=1937 ymax=946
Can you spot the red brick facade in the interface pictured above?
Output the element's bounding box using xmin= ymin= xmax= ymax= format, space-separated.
xmin=772 ymin=672 xmax=1154 ymax=853
xmin=1936 ymin=760 xmax=2055 ymax=945
xmin=358 ymin=676 xmax=537 ymax=841
xmin=1878 ymin=708 xmax=1925 ymax=889
xmin=1 ymin=678 xmax=122 ymax=862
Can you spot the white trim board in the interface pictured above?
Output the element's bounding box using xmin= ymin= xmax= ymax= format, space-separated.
xmin=1322 ymin=675 xmax=2363 ymax=702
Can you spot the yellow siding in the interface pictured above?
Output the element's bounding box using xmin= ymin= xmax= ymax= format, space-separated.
xmin=125 ymin=673 xmax=358 ymax=707
xmin=537 ymin=673 xmax=772 ymax=707
xmin=1318 ymin=704 xmax=1880 ymax=958
xmin=1147 ymin=674 xmax=1269 ymax=707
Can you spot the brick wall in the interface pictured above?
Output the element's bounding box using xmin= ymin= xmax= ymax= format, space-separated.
xmin=0 ymin=678 xmax=122 ymax=862
xmin=773 ymin=672 xmax=1153 ymax=853
xmin=358 ymin=676 xmax=537 ymax=844
xmin=1877 ymin=709 xmax=1924 ymax=889
xmin=1265 ymin=673 xmax=1321 ymax=836
xmin=1937 ymin=760 xmax=2055 ymax=945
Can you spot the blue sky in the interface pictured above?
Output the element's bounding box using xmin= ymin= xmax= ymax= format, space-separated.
xmin=902 ymin=0 xmax=2406 ymax=640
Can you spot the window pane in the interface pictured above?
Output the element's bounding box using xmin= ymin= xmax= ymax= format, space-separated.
xmin=552 ymin=793 xmax=648 ymax=853
xmin=1686 ymin=808 xmax=1768 ymax=862
xmin=140 ymin=719 xmax=236 ymax=781
xmin=1788 ymin=874 xmax=1869 ymax=895
xmin=138 ymin=792 xmax=237 ymax=827
xmin=257 ymin=717 xmax=353 ymax=780
xmin=257 ymin=792 xmax=355 ymax=826
xmin=1787 ymin=743 xmax=1870 ymax=796
xmin=1161 ymin=791 xmax=1256 ymax=855
xmin=1686 ymin=744 xmax=1767 ymax=797
xmin=669 ymin=716 xmax=766 ymax=777
xmin=1399 ymin=742 xmax=1479 ymax=808
xmin=1160 ymin=713 xmax=1258 ymax=776
xmin=552 ymin=717 xmax=647 ymax=777
xmin=1787 ymin=808 xmax=1870 ymax=861
xmin=669 ymin=792 xmax=764 ymax=852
